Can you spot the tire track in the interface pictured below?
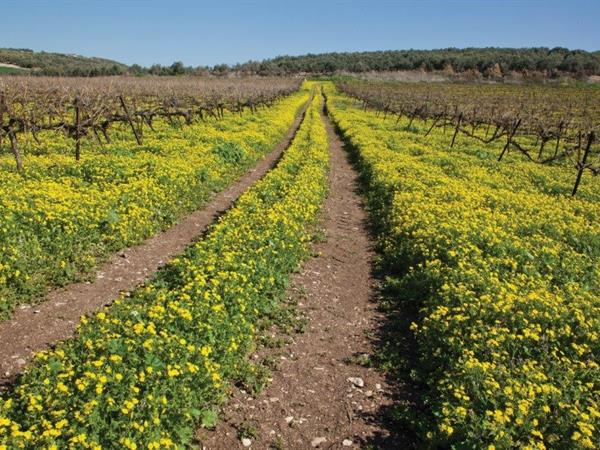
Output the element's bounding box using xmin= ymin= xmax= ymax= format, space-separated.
xmin=198 ymin=102 xmax=396 ymax=449
xmin=0 ymin=101 xmax=309 ymax=387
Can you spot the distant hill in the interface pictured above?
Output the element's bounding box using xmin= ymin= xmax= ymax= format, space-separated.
xmin=2 ymin=46 xmax=600 ymax=79
xmin=0 ymin=48 xmax=128 ymax=76
xmin=235 ymin=47 xmax=600 ymax=78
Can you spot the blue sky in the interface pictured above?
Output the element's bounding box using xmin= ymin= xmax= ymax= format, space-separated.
xmin=2 ymin=0 xmax=599 ymax=67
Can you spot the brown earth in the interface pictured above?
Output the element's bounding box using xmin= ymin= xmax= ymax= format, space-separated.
xmin=197 ymin=106 xmax=402 ymax=449
xmin=0 ymin=102 xmax=308 ymax=387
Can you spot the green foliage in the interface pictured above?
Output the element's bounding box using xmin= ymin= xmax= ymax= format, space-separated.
xmin=237 ymin=47 xmax=600 ymax=77
xmin=199 ymin=409 xmax=218 ymax=429
xmin=213 ymin=141 xmax=246 ymax=164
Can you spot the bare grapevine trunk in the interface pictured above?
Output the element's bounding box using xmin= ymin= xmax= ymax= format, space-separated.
xmin=0 ymin=91 xmax=4 ymax=149
xmin=119 ymin=95 xmax=143 ymax=145
xmin=498 ymin=119 xmax=521 ymax=161
xmin=8 ymin=127 xmax=23 ymax=172
xmin=450 ymin=114 xmax=462 ymax=148
xmin=572 ymin=132 xmax=595 ymax=196
xmin=74 ymin=96 xmax=82 ymax=161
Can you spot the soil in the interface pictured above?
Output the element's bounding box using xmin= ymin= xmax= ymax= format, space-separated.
xmin=196 ymin=107 xmax=400 ymax=449
xmin=0 ymin=103 xmax=308 ymax=387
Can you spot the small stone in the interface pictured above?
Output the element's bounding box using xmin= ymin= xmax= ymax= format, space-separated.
xmin=365 ymin=390 xmax=373 ymax=397
xmin=15 ymin=358 xmax=26 ymax=366
xmin=311 ymin=437 xmax=327 ymax=447
xmin=347 ymin=377 xmax=364 ymax=388
xmin=342 ymin=439 xmax=353 ymax=447
xmin=375 ymin=383 xmax=383 ymax=391
xmin=241 ymin=438 xmax=252 ymax=447
xmin=285 ymin=416 xmax=294 ymax=424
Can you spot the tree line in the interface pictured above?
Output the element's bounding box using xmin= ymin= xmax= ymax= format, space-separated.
xmin=3 ymin=47 xmax=600 ymax=78
xmin=240 ymin=48 xmax=600 ymax=77
xmin=130 ymin=48 xmax=600 ymax=78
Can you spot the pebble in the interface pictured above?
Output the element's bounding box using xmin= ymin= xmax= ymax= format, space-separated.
xmin=342 ymin=439 xmax=353 ymax=447
xmin=311 ymin=437 xmax=327 ymax=447
xmin=347 ymin=377 xmax=364 ymax=388
xmin=241 ymin=438 xmax=252 ymax=447
xmin=285 ymin=416 xmax=294 ymax=424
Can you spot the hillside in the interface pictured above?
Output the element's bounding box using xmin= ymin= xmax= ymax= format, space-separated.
xmin=0 ymin=47 xmax=128 ymax=76
xmin=3 ymin=46 xmax=600 ymax=79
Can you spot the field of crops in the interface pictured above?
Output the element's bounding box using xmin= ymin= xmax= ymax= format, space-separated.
xmin=325 ymin=83 xmax=599 ymax=448
xmin=0 ymin=83 xmax=328 ymax=447
xmin=0 ymin=78 xmax=306 ymax=318
xmin=0 ymin=76 xmax=598 ymax=449
xmin=339 ymin=79 xmax=600 ymax=196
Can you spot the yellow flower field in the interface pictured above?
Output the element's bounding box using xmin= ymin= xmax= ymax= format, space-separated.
xmin=0 ymin=86 xmax=329 ymax=448
xmin=0 ymin=87 xmax=309 ymax=319
xmin=325 ymin=83 xmax=600 ymax=449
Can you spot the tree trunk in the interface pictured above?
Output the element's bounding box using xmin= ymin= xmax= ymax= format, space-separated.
xmin=0 ymin=91 xmax=6 ymax=149
xmin=119 ymin=95 xmax=142 ymax=145
xmin=101 ymin=123 xmax=111 ymax=144
xmin=8 ymin=128 xmax=23 ymax=172
xmin=537 ymin=138 xmax=546 ymax=161
xmin=572 ymin=132 xmax=595 ymax=196
xmin=74 ymin=96 xmax=82 ymax=161
xmin=451 ymin=114 xmax=462 ymax=148
xmin=498 ymin=119 xmax=521 ymax=161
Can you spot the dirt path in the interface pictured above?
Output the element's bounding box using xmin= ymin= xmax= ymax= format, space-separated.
xmin=0 ymin=103 xmax=308 ymax=386
xmin=197 ymin=108 xmax=396 ymax=449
